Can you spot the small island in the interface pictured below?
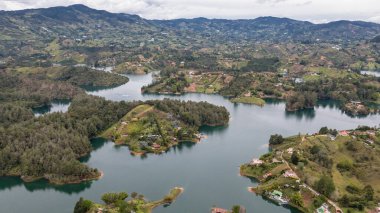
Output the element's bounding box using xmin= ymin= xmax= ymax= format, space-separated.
xmin=102 ymin=99 xmax=230 ymax=155
xmin=102 ymin=104 xmax=200 ymax=154
xmin=74 ymin=187 xmax=184 ymax=213
xmin=241 ymin=126 xmax=380 ymax=213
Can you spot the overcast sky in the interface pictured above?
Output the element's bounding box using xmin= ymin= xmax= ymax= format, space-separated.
xmin=1 ymin=0 xmax=380 ymax=23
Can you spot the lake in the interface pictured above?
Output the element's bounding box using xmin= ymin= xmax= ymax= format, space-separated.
xmin=1 ymin=73 xmax=379 ymax=213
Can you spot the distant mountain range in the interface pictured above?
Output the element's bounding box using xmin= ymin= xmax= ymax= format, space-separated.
xmin=1 ymin=4 xmax=380 ymax=43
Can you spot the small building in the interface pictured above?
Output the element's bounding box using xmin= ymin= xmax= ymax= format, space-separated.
xmin=365 ymin=139 xmax=374 ymax=145
xmin=287 ymin=148 xmax=294 ymax=154
xmin=272 ymin=190 xmax=283 ymax=198
xmin=339 ymin=130 xmax=349 ymax=137
xmin=152 ymin=143 xmax=161 ymax=149
xmin=328 ymin=134 xmax=336 ymax=141
xmin=316 ymin=203 xmax=331 ymax=213
xmin=211 ymin=208 xmax=228 ymax=213
xmin=263 ymin=172 xmax=272 ymax=179
xmin=269 ymin=190 xmax=288 ymax=205
xmin=283 ymin=170 xmax=298 ymax=179
xmin=250 ymin=158 xmax=263 ymax=166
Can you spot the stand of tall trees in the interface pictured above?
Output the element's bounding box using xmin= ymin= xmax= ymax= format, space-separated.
xmin=148 ymin=99 xmax=230 ymax=127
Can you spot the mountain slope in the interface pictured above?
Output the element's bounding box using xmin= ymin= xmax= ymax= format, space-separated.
xmin=1 ymin=4 xmax=379 ymax=43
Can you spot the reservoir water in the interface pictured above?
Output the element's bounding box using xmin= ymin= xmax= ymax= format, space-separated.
xmin=1 ymin=73 xmax=379 ymax=213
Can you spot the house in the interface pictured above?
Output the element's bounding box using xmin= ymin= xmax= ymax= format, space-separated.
xmin=328 ymin=134 xmax=336 ymax=141
xmin=350 ymin=101 xmax=362 ymax=105
xmin=269 ymin=190 xmax=288 ymax=205
xmin=338 ymin=130 xmax=349 ymax=137
xmin=316 ymin=203 xmax=331 ymax=213
xmin=365 ymin=139 xmax=374 ymax=145
xmin=287 ymin=148 xmax=294 ymax=154
xmin=294 ymin=78 xmax=304 ymax=84
xmin=272 ymin=190 xmax=283 ymax=197
xmin=152 ymin=143 xmax=161 ymax=149
xmin=283 ymin=170 xmax=298 ymax=179
xmin=211 ymin=208 xmax=228 ymax=213
xmin=263 ymin=172 xmax=272 ymax=179
xmin=250 ymin=158 xmax=263 ymax=166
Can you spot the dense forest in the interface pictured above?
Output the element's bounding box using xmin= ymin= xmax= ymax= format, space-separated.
xmin=147 ymin=99 xmax=230 ymax=127
xmin=0 ymin=66 xmax=134 ymax=183
xmin=0 ymin=94 xmax=140 ymax=183
xmin=0 ymin=70 xmax=83 ymax=108
xmin=0 ymin=74 xmax=229 ymax=183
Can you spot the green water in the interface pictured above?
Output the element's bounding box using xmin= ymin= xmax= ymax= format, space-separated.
xmin=1 ymin=73 xmax=379 ymax=213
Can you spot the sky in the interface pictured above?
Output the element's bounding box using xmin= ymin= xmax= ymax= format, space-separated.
xmin=1 ymin=0 xmax=380 ymax=23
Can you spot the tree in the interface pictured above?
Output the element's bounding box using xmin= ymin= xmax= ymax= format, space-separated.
xmin=74 ymin=197 xmax=93 ymax=213
xmin=101 ymin=192 xmax=128 ymax=205
xmin=291 ymin=152 xmax=300 ymax=165
xmin=232 ymin=205 xmax=241 ymax=213
xmin=363 ymin=185 xmax=374 ymax=201
xmin=339 ymin=195 xmax=350 ymax=207
xmin=269 ymin=134 xmax=284 ymax=145
xmin=310 ymin=145 xmax=321 ymax=155
xmin=319 ymin=127 xmax=329 ymax=135
xmin=291 ymin=193 xmax=304 ymax=207
xmin=131 ymin=192 xmax=138 ymax=199
xmin=315 ymin=175 xmax=335 ymax=197
xmin=115 ymin=200 xmax=131 ymax=213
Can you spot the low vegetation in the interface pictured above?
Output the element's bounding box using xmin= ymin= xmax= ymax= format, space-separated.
xmin=74 ymin=187 xmax=184 ymax=213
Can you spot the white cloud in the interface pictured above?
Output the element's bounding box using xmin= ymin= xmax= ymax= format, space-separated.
xmin=1 ymin=0 xmax=380 ymax=23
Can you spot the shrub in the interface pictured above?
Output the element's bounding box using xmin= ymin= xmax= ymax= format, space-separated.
xmin=291 ymin=193 xmax=304 ymax=207
xmin=291 ymin=152 xmax=300 ymax=165
xmin=74 ymin=197 xmax=93 ymax=213
xmin=101 ymin=192 xmax=129 ymax=205
xmin=337 ymin=160 xmax=353 ymax=172
xmin=315 ymin=175 xmax=335 ymax=197
xmin=269 ymin=134 xmax=284 ymax=145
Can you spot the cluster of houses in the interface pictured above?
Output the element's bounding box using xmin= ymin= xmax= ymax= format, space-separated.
xmin=337 ymin=129 xmax=377 ymax=145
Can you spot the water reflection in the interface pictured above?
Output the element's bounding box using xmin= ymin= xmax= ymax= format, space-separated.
xmin=80 ymin=138 xmax=109 ymax=163
xmin=316 ymin=100 xmax=341 ymax=109
xmin=0 ymin=177 xmax=92 ymax=194
xmin=285 ymin=108 xmax=316 ymax=120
